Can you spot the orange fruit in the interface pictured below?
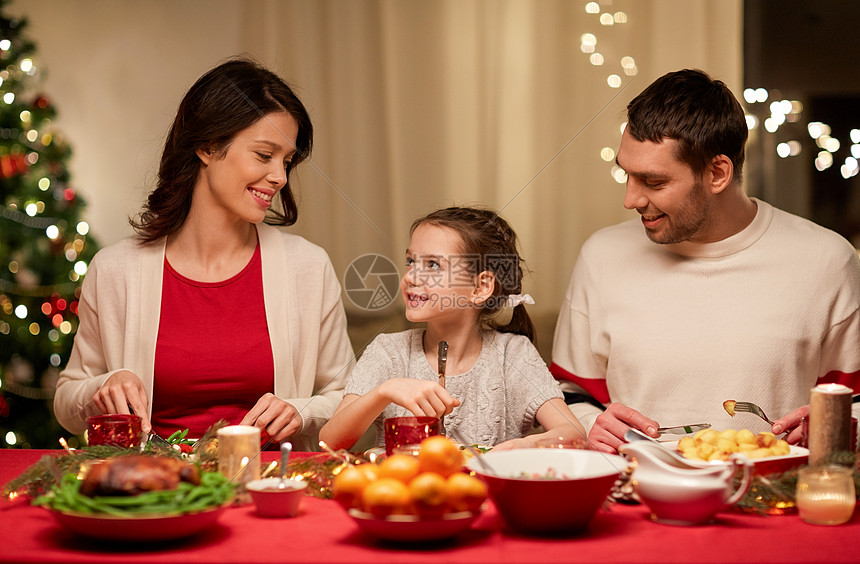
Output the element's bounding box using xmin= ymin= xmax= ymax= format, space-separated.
xmin=408 ymin=472 xmax=449 ymax=518
xmin=362 ymin=477 xmax=411 ymax=518
xmin=358 ymin=463 xmax=380 ymax=482
xmin=377 ymin=454 xmax=421 ymax=483
xmin=446 ymin=472 xmax=488 ymax=513
xmin=331 ymin=464 xmax=372 ymax=509
xmin=417 ymin=436 xmax=464 ymax=477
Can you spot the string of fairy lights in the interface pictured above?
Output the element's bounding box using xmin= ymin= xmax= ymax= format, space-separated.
xmin=572 ymin=2 xmax=637 ymax=184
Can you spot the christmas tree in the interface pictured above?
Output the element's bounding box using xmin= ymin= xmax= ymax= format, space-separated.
xmin=0 ymin=1 xmax=97 ymax=448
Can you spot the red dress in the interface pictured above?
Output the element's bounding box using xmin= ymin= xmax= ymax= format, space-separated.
xmin=150 ymin=243 xmax=274 ymax=438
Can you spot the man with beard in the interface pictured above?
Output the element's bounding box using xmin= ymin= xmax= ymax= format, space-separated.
xmin=550 ymin=69 xmax=860 ymax=454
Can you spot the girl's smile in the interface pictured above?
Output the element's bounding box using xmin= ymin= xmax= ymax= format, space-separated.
xmin=405 ymin=292 xmax=430 ymax=308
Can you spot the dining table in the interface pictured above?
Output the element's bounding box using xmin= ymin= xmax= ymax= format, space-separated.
xmin=1 ymin=448 xmax=858 ymax=564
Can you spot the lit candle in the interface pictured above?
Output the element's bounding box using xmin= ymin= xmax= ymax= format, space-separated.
xmin=796 ymin=465 xmax=856 ymax=526
xmin=808 ymin=384 xmax=853 ymax=466
xmin=217 ymin=425 xmax=261 ymax=486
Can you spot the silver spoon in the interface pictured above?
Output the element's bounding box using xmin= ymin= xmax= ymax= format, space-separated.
xmin=622 ymin=428 xmax=706 ymax=470
xmin=278 ymin=441 xmax=292 ymax=489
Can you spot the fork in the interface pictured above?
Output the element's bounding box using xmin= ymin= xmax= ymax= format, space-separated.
xmin=147 ymin=431 xmax=173 ymax=449
xmin=731 ymin=401 xmax=775 ymax=425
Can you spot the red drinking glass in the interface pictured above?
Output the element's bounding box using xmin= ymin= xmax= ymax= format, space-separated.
xmin=383 ymin=416 xmax=440 ymax=456
xmin=86 ymin=414 xmax=142 ymax=448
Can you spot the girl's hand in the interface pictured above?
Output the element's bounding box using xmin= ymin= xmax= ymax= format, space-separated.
xmin=93 ymin=370 xmax=151 ymax=433
xmin=492 ymin=437 xmax=530 ymax=451
xmin=382 ymin=378 xmax=460 ymax=417
xmin=241 ymin=393 xmax=303 ymax=442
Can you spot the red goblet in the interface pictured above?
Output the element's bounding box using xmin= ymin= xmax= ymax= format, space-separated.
xmin=86 ymin=414 xmax=142 ymax=448
xmin=383 ymin=416 xmax=440 ymax=456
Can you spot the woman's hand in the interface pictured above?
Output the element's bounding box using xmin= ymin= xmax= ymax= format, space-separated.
xmin=93 ymin=370 xmax=151 ymax=433
xmin=381 ymin=378 xmax=460 ymax=417
xmin=241 ymin=393 xmax=303 ymax=442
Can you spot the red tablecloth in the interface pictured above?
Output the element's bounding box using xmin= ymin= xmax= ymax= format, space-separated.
xmin=1 ymin=449 xmax=859 ymax=564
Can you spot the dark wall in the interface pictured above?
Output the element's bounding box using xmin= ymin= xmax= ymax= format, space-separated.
xmin=744 ymin=0 xmax=860 ymax=246
xmin=745 ymin=0 xmax=860 ymax=96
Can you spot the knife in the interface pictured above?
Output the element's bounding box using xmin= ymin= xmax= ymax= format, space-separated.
xmin=657 ymin=423 xmax=711 ymax=435
xmin=437 ymin=340 xmax=448 ymax=434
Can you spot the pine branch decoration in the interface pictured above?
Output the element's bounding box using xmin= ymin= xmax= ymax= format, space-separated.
xmin=735 ymin=451 xmax=858 ymax=515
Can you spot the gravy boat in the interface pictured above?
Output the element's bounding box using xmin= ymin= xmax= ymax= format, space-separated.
xmin=619 ymin=438 xmax=753 ymax=526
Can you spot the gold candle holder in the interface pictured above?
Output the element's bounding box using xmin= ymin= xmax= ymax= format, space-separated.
xmin=217 ymin=425 xmax=261 ymax=488
xmin=808 ymin=384 xmax=853 ymax=466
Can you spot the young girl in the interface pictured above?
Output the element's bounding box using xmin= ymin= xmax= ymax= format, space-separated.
xmin=320 ymin=207 xmax=585 ymax=450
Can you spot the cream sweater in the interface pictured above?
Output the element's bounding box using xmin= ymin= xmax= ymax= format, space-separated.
xmin=345 ymin=329 xmax=563 ymax=447
xmin=54 ymin=224 xmax=355 ymax=450
xmin=552 ymin=199 xmax=860 ymax=433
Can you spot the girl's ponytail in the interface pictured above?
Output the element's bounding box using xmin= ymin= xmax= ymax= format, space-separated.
xmin=496 ymin=303 xmax=537 ymax=344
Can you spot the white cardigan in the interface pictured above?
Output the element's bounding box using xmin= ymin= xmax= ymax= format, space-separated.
xmin=54 ymin=224 xmax=355 ymax=450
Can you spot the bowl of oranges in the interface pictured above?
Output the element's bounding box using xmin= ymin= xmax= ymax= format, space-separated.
xmin=332 ymin=436 xmax=487 ymax=542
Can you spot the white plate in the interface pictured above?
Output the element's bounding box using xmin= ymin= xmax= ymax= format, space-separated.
xmin=662 ymin=440 xmax=809 ymax=473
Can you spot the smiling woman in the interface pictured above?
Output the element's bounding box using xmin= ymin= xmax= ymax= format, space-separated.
xmin=193 ymin=112 xmax=299 ymax=234
xmin=51 ymin=58 xmax=355 ymax=451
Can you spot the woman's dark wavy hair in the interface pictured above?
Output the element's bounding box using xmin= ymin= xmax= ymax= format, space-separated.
xmin=410 ymin=207 xmax=537 ymax=344
xmin=626 ymin=68 xmax=747 ymax=182
xmin=131 ymin=57 xmax=313 ymax=242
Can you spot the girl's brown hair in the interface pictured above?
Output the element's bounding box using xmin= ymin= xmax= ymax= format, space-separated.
xmin=410 ymin=207 xmax=537 ymax=343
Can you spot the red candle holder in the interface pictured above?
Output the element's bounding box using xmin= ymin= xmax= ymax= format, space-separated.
xmin=86 ymin=414 xmax=142 ymax=448
xmin=383 ymin=416 xmax=440 ymax=456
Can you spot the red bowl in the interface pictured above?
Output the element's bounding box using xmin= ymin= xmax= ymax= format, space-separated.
xmin=346 ymin=509 xmax=480 ymax=542
xmin=466 ymin=449 xmax=626 ymax=535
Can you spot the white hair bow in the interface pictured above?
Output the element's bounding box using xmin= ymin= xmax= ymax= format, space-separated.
xmin=506 ymin=293 xmax=535 ymax=307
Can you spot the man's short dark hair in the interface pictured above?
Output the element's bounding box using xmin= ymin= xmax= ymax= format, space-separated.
xmin=626 ymin=69 xmax=748 ymax=182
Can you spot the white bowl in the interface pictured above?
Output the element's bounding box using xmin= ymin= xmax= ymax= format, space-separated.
xmin=246 ymin=478 xmax=308 ymax=518
xmin=466 ymin=449 xmax=626 ymax=535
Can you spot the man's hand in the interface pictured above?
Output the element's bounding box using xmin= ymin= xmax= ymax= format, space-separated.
xmin=93 ymin=370 xmax=151 ymax=433
xmin=588 ymin=402 xmax=659 ymax=453
xmin=241 ymin=393 xmax=303 ymax=442
xmin=773 ymin=405 xmax=809 ymax=445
